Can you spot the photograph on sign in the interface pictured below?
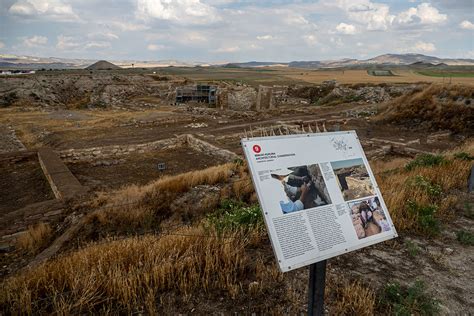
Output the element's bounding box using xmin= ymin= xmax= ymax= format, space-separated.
xmin=347 ymin=197 xmax=391 ymax=240
xmin=331 ymin=158 xmax=375 ymax=201
xmin=270 ymin=164 xmax=331 ymax=214
xmin=242 ymin=131 xmax=397 ymax=272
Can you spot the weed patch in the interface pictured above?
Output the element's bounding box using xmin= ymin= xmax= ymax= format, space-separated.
xmin=408 ymin=175 xmax=442 ymax=198
xmin=453 ymin=152 xmax=474 ymax=161
xmin=380 ymin=280 xmax=440 ymax=316
xmin=407 ymin=201 xmax=440 ymax=236
xmin=456 ymin=230 xmax=474 ymax=246
xmin=405 ymin=154 xmax=446 ymax=171
xmin=404 ymin=240 xmax=420 ymax=257
xmin=206 ymin=199 xmax=264 ymax=233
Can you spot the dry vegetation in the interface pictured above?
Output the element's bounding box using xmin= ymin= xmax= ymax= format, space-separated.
xmin=15 ymin=222 xmax=53 ymax=254
xmin=2 ymin=226 xmax=265 ymax=314
xmin=2 ymin=140 xmax=473 ymax=313
xmin=87 ymin=162 xmax=241 ymax=231
xmin=377 ymin=84 xmax=474 ymax=133
xmin=1 ymin=79 xmax=473 ymax=313
xmin=374 ymin=140 xmax=474 ymax=234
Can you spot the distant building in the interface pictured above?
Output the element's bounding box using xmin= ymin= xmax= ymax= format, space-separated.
xmin=0 ymin=70 xmax=35 ymax=75
xmin=176 ymin=84 xmax=217 ymax=105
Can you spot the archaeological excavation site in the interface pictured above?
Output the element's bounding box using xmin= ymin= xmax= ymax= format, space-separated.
xmin=1 ymin=66 xmax=473 ymax=315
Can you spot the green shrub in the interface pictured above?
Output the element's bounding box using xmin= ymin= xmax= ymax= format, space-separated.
xmin=465 ymin=202 xmax=474 ymax=220
xmin=380 ymin=280 xmax=440 ymax=316
xmin=405 ymin=240 xmax=420 ymax=257
xmin=453 ymin=152 xmax=474 ymax=161
xmin=409 ymin=176 xmax=442 ymax=198
xmin=0 ymin=92 xmax=18 ymax=107
xmin=405 ymin=154 xmax=446 ymax=171
xmin=456 ymin=230 xmax=474 ymax=246
xmin=407 ymin=201 xmax=440 ymax=236
xmin=206 ymin=199 xmax=263 ymax=233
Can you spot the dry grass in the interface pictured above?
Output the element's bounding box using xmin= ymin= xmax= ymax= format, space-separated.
xmin=377 ymin=84 xmax=474 ymax=133
xmin=85 ymin=162 xmax=243 ymax=234
xmin=16 ymin=222 xmax=53 ymax=254
xmin=0 ymin=225 xmax=273 ymax=314
xmin=374 ymin=143 xmax=473 ymax=233
xmin=330 ymin=278 xmax=376 ymax=316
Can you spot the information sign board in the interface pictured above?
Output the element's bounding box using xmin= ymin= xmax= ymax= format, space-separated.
xmin=242 ymin=131 xmax=397 ymax=272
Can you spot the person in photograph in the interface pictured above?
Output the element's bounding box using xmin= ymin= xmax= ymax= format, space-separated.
xmin=270 ymin=169 xmax=311 ymax=214
xmin=270 ymin=165 xmax=331 ymax=214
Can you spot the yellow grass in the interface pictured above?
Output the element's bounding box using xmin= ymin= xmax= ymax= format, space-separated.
xmin=330 ymin=278 xmax=376 ymax=316
xmin=88 ymin=162 xmax=237 ymax=230
xmin=16 ymin=222 xmax=53 ymax=254
xmin=1 ymin=226 xmax=267 ymax=314
xmin=376 ymin=84 xmax=474 ymax=133
xmin=375 ymin=147 xmax=473 ymax=233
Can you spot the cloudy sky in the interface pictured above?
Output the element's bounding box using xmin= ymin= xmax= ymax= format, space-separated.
xmin=1 ymin=0 xmax=473 ymax=62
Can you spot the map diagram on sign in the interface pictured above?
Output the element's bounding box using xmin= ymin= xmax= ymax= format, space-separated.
xmin=330 ymin=136 xmax=355 ymax=158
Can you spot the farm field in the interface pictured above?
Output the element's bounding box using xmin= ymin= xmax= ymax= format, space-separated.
xmin=156 ymin=66 xmax=474 ymax=86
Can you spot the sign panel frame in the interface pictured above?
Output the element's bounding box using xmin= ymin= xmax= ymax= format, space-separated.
xmin=242 ymin=131 xmax=398 ymax=272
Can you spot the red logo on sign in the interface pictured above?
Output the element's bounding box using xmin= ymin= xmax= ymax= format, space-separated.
xmin=252 ymin=145 xmax=261 ymax=153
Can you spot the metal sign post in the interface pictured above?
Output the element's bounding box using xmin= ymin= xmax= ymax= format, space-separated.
xmin=308 ymin=260 xmax=327 ymax=316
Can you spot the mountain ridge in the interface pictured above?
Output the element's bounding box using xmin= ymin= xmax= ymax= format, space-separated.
xmin=1 ymin=53 xmax=473 ymax=69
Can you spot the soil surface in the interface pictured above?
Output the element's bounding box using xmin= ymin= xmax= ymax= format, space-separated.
xmin=0 ymin=156 xmax=54 ymax=214
xmin=68 ymin=146 xmax=228 ymax=191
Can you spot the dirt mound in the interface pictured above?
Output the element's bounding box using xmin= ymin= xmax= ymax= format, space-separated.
xmin=376 ymin=84 xmax=474 ymax=133
xmin=85 ymin=60 xmax=121 ymax=70
xmin=0 ymin=73 xmax=177 ymax=108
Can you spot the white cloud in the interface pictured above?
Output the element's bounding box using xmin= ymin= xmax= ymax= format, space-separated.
xmin=460 ymin=20 xmax=474 ymax=30
xmin=9 ymin=0 xmax=79 ymax=21
xmin=135 ymin=0 xmax=220 ymax=24
xmin=0 ymin=41 xmax=5 ymax=49
xmin=147 ymin=44 xmax=167 ymax=51
xmin=325 ymin=0 xmax=395 ymax=31
xmin=85 ymin=41 xmax=110 ymax=49
xmin=396 ymin=3 xmax=447 ymax=25
xmin=335 ymin=23 xmax=356 ymax=34
xmin=412 ymin=41 xmax=436 ymax=52
xmin=213 ymin=46 xmax=239 ymax=53
xmin=22 ymin=35 xmax=48 ymax=47
xmin=87 ymin=32 xmax=119 ymax=41
xmin=111 ymin=21 xmax=150 ymax=31
xmin=56 ymin=35 xmax=80 ymax=50
xmin=256 ymin=35 xmax=275 ymax=40
xmin=303 ymin=34 xmax=317 ymax=46
xmin=185 ymin=32 xmax=208 ymax=42
xmin=56 ymin=35 xmax=111 ymax=50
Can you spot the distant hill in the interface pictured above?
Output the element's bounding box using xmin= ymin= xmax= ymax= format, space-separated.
xmin=85 ymin=60 xmax=121 ymax=70
xmin=1 ymin=53 xmax=473 ymax=70
xmin=223 ymin=61 xmax=289 ymax=68
xmin=287 ymin=54 xmax=474 ymax=69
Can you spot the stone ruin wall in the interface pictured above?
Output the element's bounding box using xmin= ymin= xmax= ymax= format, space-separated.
xmin=59 ymin=134 xmax=238 ymax=163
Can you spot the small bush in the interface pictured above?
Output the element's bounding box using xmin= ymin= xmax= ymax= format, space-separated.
xmin=453 ymin=152 xmax=474 ymax=161
xmin=16 ymin=222 xmax=53 ymax=254
xmin=407 ymin=201 xmax=440 ymax=236
xmin=405 ymin=154 xmax=446 ymax=171
xmin=206 ymin=199 xmax=263 ymax=233
xmin=380 ymin=280 xmax=440 ymax=316
xmin=464 ymin=202 xmax=474 ymax=220
xmin=405 ymin=240 xmax=420 ymax=257
xmin=0 ymin=92 xmax=18 ymax=107
xmin=456 ymin=230 xmax=474 ymax=246
xmin=409 ymin=175 xmax=442 ymax=198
